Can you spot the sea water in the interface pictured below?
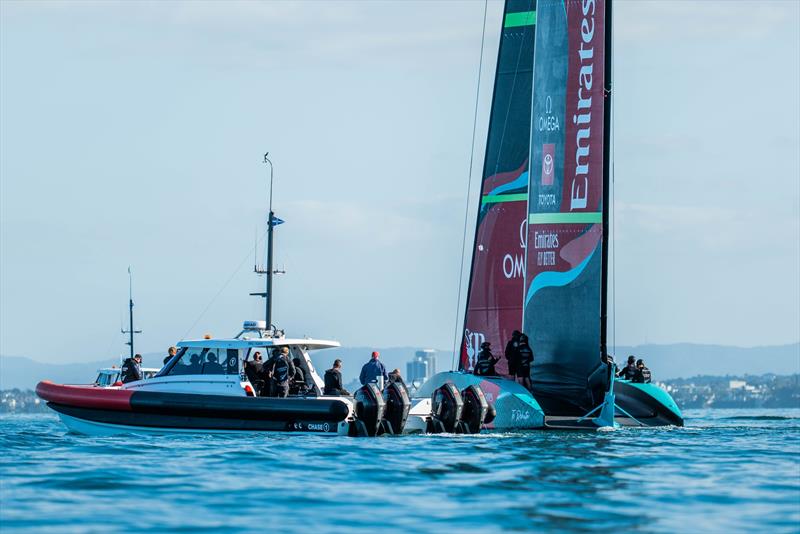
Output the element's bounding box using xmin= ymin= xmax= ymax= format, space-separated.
xmin=1 ymin=409 xmax=798 ymax=533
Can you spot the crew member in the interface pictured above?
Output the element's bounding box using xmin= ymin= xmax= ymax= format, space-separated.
xmin=474 ymin=341 xmax=499 ymax=376
xmin=163 ymin=346 xmax=178 ymax=366
xmin=324 ymin=359 xmax=350 ymax=396
xmin=121 ymin=353 xmax=143 ymax=383
xmin=617 ymin=355 xmax=638 ymax=380
xmin=388 ymin=368 xmax=405 ymax=386
xmin=203 ymin=352 xmax=224 ymax=374
xmin=505 ymin=330 xmax=521 ymax=379
xmin=359 ymin=351 xmax=388 ymax=387
xmin=634 ymin=359 xmax=652 ymax=383
xmin=517 ymin=335 xmax=534 ymax=390
xmin=245 ymin=351 xmax=265 ymax=395
xmin=290 ymin=357 xmax=307 ymax=395
xmin=266 ymin=347 xmax=295 ymax=398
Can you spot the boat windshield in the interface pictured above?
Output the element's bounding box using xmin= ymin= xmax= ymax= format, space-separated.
xmin=162 ymin=347 xmax=240 ymax=376
xmin=95 ymin=371 xmax=120 ymax=386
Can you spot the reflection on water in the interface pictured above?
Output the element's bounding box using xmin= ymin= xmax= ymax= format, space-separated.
xmin=1 ymin=409 xmax=798 ymax=533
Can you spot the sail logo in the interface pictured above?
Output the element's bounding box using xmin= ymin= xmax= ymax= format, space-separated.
xmin=464 ymin=329 xmax=485 ymax=370
xmin=502 ymin=219 xmax=528 ymax=279
xmin=569 ymin=0 xmax=598 ymax=211
xmin=541 ymin=144 xmax=555 ymax=185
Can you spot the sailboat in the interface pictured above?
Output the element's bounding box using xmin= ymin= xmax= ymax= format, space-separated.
xmin=451 ymin=0 xmax=682 ymax=428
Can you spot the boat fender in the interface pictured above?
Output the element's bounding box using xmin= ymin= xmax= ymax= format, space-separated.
xmin=379 ymin=381 xmax=411 ymax=436
xmin=429 ymin=382 xmax=463 ymax=433
xmin=244 ymin=384 xmax=255 ymax=397
xmin=459 ymin=384 xmax=489 ymax=434
xmin=352 ymin=383 xmax=385 ymax=437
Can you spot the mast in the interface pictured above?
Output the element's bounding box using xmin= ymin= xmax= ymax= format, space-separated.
xmin=599 ymin=0 xmax=613 ymax=360
xmin=121 ymin=266 xmax=142 ymax=358
xmin=252 ymin=153 xmax=284 ymax=333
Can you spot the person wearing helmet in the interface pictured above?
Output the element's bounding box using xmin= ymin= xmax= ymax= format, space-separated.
xmin=474 ymin=341 xmax=500 ymax=376
xmin=359 ymin=351 xmax=388 ymax=388
xmin=516 ymin=335 xmax=534 ymax=390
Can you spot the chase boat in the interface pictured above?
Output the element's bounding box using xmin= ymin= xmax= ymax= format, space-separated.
xmin=36 ymin=321 xmax=520 ymax=436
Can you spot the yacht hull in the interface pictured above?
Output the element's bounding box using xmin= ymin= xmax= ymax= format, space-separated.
xmin=539 ymin=380 xmax=684 ymax=428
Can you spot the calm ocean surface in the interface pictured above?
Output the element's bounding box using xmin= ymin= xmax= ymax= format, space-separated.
xmin=1 ymin=409 xmax=798 ymax=533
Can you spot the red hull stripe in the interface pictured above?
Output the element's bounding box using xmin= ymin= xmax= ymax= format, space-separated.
xmin=35 ymin=381 xmax=133 ymax=412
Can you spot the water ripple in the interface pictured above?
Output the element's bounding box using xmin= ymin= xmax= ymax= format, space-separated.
xmin=1 ymin=409 xmax=799 ymax=533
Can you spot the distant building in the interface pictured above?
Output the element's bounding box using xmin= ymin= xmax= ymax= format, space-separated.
xmin=729 ymin=380 xmax=747 ymax=390
xmin=407 ymin=350 xmax=437 ymax=384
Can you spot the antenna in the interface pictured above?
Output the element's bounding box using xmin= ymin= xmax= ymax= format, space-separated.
xmin=121 ymin=266 xmax=143 ymax=358
xmin=249 ymin=153 xmax=286 ymax=334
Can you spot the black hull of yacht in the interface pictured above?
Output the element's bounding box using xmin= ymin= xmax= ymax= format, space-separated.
xmin=536 ymin=380 xmax=684 ymax=428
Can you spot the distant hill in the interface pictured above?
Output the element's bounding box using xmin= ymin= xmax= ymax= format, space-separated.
xmin=1 ymin=343 xmax=798 ymax=390
xmin=611 ymin=343 xmax=800 ymax=380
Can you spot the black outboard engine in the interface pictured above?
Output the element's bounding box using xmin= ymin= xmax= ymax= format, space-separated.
xmin=427 ymin=382 xmax=464 ymax=434
xmin=350 ymin=383 xmax=385 ymax=437
xmin=379 ymin=381 xmax=411 ymax=435
xmin=459 ymin=384 xmax=490 ymax=434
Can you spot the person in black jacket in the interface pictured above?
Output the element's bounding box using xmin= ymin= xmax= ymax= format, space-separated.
xmin=324 ymin=359 xmax=350 ymax=396
xmin=474 ymin=342 xmax=500 ymax=376
xmin=121 ymin=354 xmax=143 ymax=383
xmin=617 ymin=355 xmax=637 ymax=380
xmin=163 ymin=346 xmax=177 ymax=366
xmin=245 ymin=351 xmax=265 ymax=395
xmin=265 ymin=347 xmax=295 ymax=398
xmin=517 ymin=335 xmax=534 ymax=390
xmin=634 ymin=359 xmax=652 ymax=383
xmin=290 ymin=357 xmax=308 ymax=395
xmin=505 ymin=330 xmax=521 ymax=379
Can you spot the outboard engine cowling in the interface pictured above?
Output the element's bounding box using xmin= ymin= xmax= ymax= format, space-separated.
xmin=459 ymin=384 xmax=489 ymax=434
xmin=351 ymin=383 xmax=385 ymax=437
xmin=484 ymin=402 xmax=497 ymax=426
xmin=380 ymin=381 xmax=411 ymax=435
xmin=428 ymin=382 xmax=463 ymax=434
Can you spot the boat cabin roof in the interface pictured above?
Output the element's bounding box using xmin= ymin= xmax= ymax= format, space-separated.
xmin=176 ymin=337 xmax=340 ymax=351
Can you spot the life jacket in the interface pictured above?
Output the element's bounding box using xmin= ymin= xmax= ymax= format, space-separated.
xmin=474 ymin=349 xmax=496 ymax=376
xmin=120 ymin=358 xmax=141 ymax=383
xmin=621 ymin=364 xmax=637 ymax=380
xmin=640 ymin=367 xmax=652 ymax=383
xmin=517 ymin=345 xmax=534 ymax=366
xmin=271 ymin=356 xmax=290 ymax=384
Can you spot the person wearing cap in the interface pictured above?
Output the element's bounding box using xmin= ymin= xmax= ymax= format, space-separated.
xmin=474 ymin=341 xmax=500 ymax=376
xmin=163 ymin=346 xmax=178 ymax=366
xmin=121 ymin=353 xmax=143 ymax=383
xmin=617 ymin=355 xmax=638 ymax=380
xmin=324 ymin=359 xmax=350 ymax=396
xmin=265 ymin=346 xmax=295 ymax=398
xmin=516 ymin=335 xmax=534 ymax=390
xmin=359 ymin=351 xmax=388 ymax=387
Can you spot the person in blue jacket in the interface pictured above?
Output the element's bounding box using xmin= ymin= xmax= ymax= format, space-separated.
xmin=359 ymin=351 xmax=388 ymax=387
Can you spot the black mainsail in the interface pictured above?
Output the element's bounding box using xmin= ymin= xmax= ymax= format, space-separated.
xmin=523 ymin=0 xmax=610 ymax=413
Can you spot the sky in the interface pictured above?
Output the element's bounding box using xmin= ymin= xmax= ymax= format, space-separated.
xmin=1 ymin=0 xmax=798 ymax=363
